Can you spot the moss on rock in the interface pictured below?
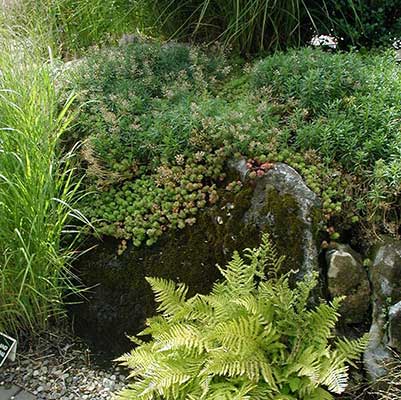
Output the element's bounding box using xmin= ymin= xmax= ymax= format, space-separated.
xmin=70 ymin=162 xmax=322 ymax=357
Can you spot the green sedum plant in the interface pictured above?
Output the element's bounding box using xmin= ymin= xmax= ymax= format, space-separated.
xmin=117 ymin=234 xmax=368 ymax=399
xmin=69 ymin=43 xmax=356 ymax=247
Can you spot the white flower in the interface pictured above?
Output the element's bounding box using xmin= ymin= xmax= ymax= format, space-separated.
xmin=310 ymin=34 xmax=338 ymax=49
xmin=392 ymin=38 xmax=401 ymax=50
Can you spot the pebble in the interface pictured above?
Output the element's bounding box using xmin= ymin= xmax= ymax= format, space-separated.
xmin=1 ymin=329 xmax=128 ymax=399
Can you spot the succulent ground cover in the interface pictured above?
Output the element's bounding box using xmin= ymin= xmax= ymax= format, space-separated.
xmin=65 ymin=43 xmax=400 ymax=250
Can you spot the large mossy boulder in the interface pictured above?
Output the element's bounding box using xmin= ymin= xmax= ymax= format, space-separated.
xmin=70 ymin=162 xmax=322 ymax=356
xmin=364 ymin=237 xmax=401 ymax=380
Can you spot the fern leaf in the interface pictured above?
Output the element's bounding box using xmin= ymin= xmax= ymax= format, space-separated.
xmin=146 ymin=277 xmax=188 ymax=318
xmin=335 ymin=334 xmax=369 ymax=367
xmin=321 ymin=363 xmax=349 ymax=394
xmin=304 ymin=300 xmax=342 ymax=348
xmin=156 ymin=322 xmax=205 ymax=354
xmin=217 ymin=251 xmax=256 ymax=295
xmin=309 ymin=387 xmax=334 ymax=400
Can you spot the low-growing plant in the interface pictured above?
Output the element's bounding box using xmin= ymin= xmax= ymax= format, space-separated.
xmin=67 ymin=42 xmax=230 ymax=165
xmin=82 ymin=149 xmax=226 ymax=248
xmin=117 ymin=234 xmax=368 ymax=399
xmin=252 ymin=48 xmax=401 ymax=235
xmin=251 ymin=48 xmax=367 ymax=113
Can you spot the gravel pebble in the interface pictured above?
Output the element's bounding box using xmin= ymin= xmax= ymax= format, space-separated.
xmin=1 ymin=329 xmax=128 ymax=399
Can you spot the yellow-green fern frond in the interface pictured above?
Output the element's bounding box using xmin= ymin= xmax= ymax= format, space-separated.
xmin=217 ymin=251 xmax=255 ymax=295
xmin=146 ymin=277 xmax=188 ymax=318
xmin=320 ymin=362 xmax=349 ymax=394
xmin=156 ymin=322 xmax=205 ymax=354
xmin=117 ymin=234 xmax=367 ymax=400
xmin=304 ymin=298 xmax=343 ymax=348
xmin=335 ymin=334 xmax=369 ymax=367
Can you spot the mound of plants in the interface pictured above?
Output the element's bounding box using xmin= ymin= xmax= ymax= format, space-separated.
xmin=252 ymin=48 xmax=401 ymax=235
xmin=68 ymin=43 xmax=358 ymax=247
xmin=117 ymin=234 xmax=368 ymax=399
xmin=69 ymin=42 xmax=230 ymax=165
xmin=66 ymin=43 xmax=401 ymax=250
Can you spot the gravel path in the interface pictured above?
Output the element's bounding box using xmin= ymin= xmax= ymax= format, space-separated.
xmin=0 ymin=330 xmax=128 ymax=399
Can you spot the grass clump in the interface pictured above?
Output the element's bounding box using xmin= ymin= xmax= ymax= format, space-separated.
xmin=373 ymin=353 xmax=401 ymax=399
xmin=5 ymin=0 xmax=138 ymax=56
xmin=118 ymin=234 xmax=368 ymax=399
xmin=133 ymin=0 xmax=319 ymax=53
xmin=0 ymin=27 xmax=83 ymax=335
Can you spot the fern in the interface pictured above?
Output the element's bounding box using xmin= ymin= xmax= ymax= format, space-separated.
xmin=117 ymin=233 xmax=368 ymax=399
xmin=145 ymin=277 xmax=189 ymax=319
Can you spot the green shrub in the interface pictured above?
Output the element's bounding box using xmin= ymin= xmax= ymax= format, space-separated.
xmin=0 ymin=27 xmax=84 ymax=334
xmin=251 ymin=48 xmax=367 ymax=113
xmin=117 ymin=234 xmax=368 ymax=399
xmin=252 ymin=49 xmax=401 ymax=225
xmin=69 ymin=42 xmax=230 ymax=168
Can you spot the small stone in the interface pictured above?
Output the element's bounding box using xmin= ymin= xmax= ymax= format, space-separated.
xmin=326 ymin=244 xmax=370 ymax=324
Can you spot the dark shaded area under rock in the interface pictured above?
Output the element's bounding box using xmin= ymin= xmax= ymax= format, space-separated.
xmin=69 ymin=163 xmax=322 ymax=357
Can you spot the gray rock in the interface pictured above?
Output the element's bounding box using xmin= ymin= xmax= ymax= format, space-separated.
xmin=388 ymin=300 xmax=401 ymax=351
xmin=364 ymin=237 xmax=401 ymax=381
xmin=118 ymin=34 xmax=146 ymax=46
xmin=326 ymin=244 xmax=370 ymax=324
xmin=243 ymin=163 xmax=321 ymax=279
xmin=70 ymin=162 xmax=322 ymax=356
